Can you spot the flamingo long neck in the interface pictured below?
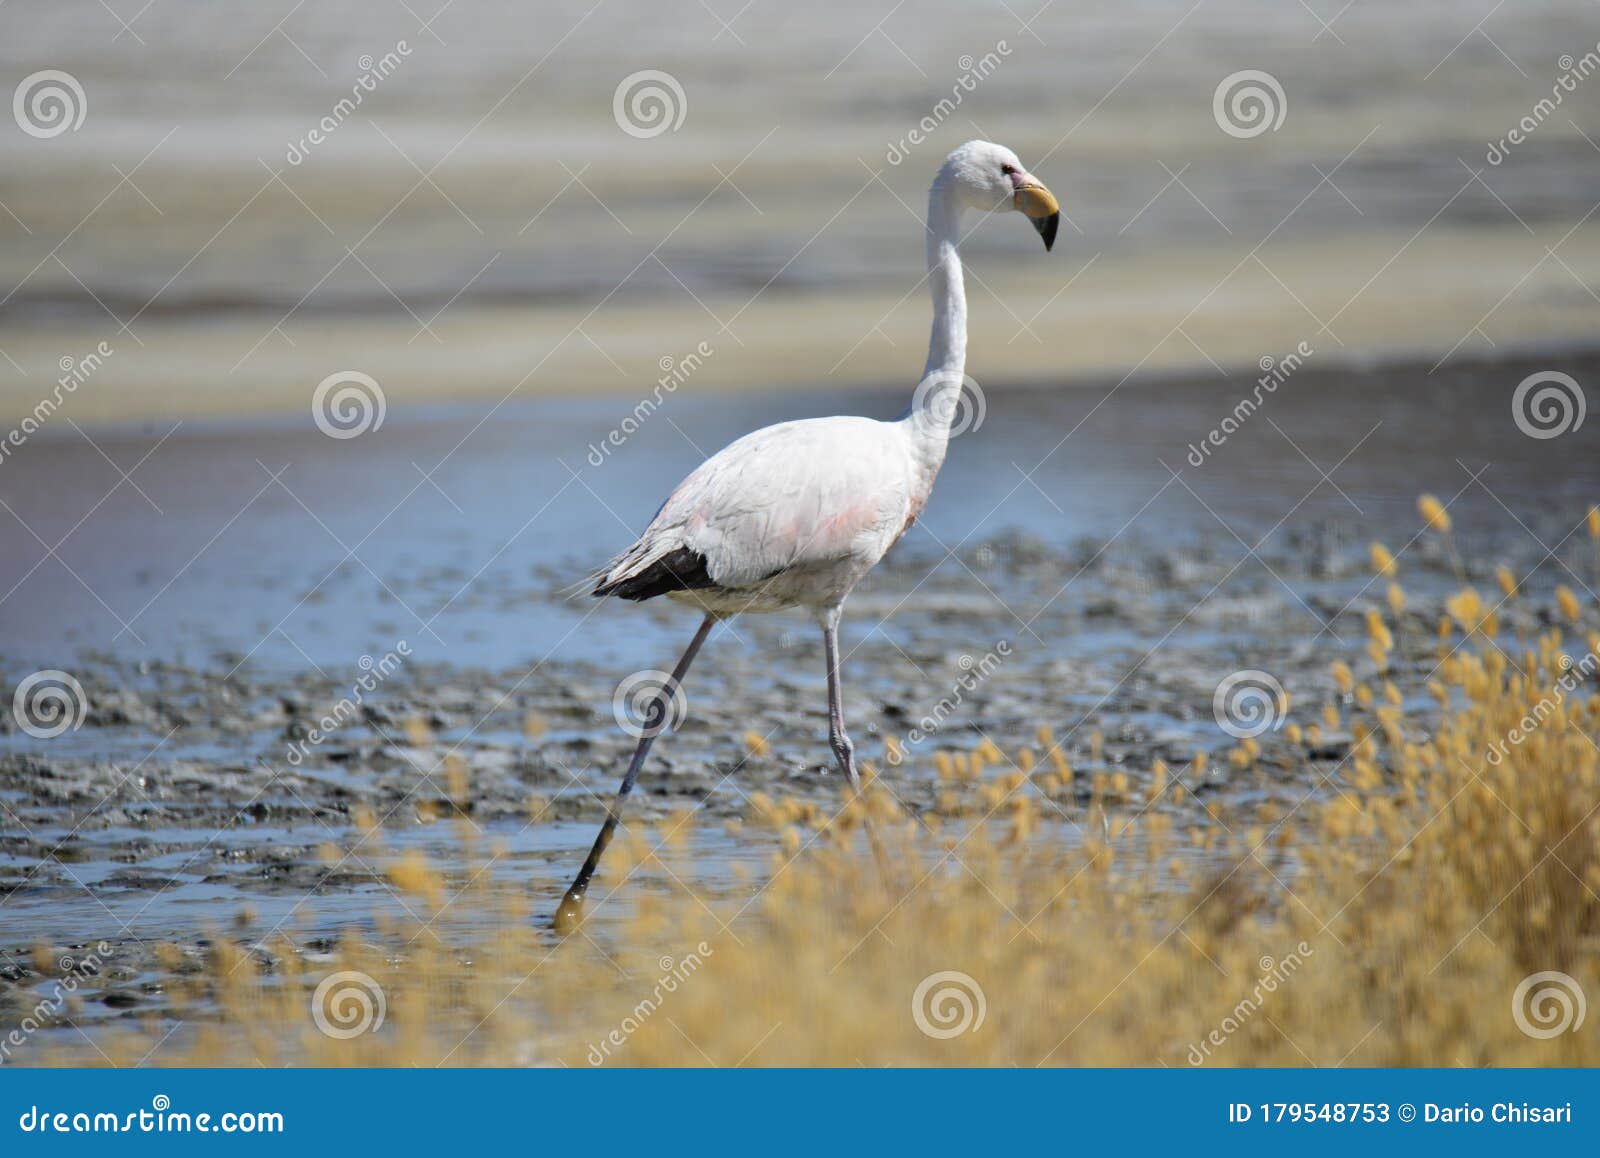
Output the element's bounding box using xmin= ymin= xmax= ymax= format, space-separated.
xmin=903 ymin=182 xmax=967 ymax=472
xmin=922 ymin=186 xmax=967 ymax=384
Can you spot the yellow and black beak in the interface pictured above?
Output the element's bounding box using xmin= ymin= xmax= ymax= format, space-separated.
xmin=1014 ymin=182 xmax=1061 ymax=252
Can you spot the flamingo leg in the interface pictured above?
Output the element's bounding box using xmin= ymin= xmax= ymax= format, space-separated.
xmin=554 ymin=613 xmax=716 ymax=933
xmin=821 ymin=611 xmax=859 ymax=788
xmin=822 ymin=610 xmax=896 ymax=890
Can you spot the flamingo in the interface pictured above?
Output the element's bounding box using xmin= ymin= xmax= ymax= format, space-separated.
xmin=555 ymin=140 xmax=1060 ymax=930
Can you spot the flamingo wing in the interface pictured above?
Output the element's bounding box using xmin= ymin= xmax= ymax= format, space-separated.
xmin=595 ymin=416 xmax=914 ymax=599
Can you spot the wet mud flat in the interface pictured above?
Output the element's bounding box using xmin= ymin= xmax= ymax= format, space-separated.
xmin=3 ymin=503 xmax=1596 ymax=1046
xmin=2 ymin=344 xmax=1598 ymax=1050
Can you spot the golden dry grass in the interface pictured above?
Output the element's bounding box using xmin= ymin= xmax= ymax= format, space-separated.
xmin=32 ymin=545 xmax=1600 ymax=1068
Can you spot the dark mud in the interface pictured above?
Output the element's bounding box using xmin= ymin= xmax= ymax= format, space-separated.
xmin=5 ymin=512 xmax=1597 ymax=1041
xmin=3 ymin=349 xmax=1599 ymax=1049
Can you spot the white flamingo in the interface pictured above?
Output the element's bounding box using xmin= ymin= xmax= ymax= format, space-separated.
xmin=556 ymin=141 xmax=1060 ymax=928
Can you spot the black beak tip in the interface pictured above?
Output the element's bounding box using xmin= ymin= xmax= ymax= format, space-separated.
xmin=1035 ymin=211 xmax=1060 ymax=252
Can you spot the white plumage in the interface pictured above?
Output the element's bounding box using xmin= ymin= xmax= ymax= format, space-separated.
xmin=599 ymin=414 xmax=928 ymax=614
xmin=556 ymin=140 xmax=1061 ymax=929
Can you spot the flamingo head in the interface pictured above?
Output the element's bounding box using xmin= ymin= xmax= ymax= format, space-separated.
xmin=936 ymin=140 xmax=1061 ymax=252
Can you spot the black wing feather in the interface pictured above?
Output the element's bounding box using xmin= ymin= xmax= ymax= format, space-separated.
xmin=593 ymin=547 xmax=716 ymax=601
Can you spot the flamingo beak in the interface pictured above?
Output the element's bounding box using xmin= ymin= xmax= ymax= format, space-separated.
xmin=1013 ymin=181 xmax=1061 ymax=252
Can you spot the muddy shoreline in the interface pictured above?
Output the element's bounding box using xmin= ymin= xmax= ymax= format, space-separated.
xmin=3 ymin=346 xmax=1599 ymax=1051
xmin=5 ymin=507 xmax=1596 ymax=1043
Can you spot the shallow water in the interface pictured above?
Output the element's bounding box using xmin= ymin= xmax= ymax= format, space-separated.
xmin=4 ymin=348 xmax=1597 ymax=673
xmin=3 ymin=348 xmax=1598 ymax=1044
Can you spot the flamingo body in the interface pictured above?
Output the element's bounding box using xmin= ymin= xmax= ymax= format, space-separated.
xmin=595 ymin=415 xmax=935 ymax=615
xmin=555 ymin=140 xmax=1061 ymax=930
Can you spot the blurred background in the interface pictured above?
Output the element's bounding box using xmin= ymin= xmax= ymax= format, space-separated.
xmin=0 ymin=0 xmax=1597 ymax=669
xmin=3 ymin=0 xmax=1598 ymax=416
